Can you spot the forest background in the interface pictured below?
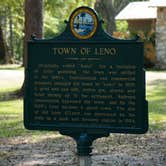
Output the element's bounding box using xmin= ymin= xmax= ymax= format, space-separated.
xmin=0 ymin=0 xmax=148 ymax=65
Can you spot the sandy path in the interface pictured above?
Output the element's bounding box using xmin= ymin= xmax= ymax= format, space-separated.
xmin=146 ymin=71 xmax=166 ymax=84
xmin=0 ymin=70 xmax=24 ymax=88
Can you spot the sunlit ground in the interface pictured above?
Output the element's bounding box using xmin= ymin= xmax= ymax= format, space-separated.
xmin=146 ymin=71 xmax=166 ymax=130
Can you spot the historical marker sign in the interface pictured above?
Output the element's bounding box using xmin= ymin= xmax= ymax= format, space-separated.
xmin=24 ymin=7 xmax=148 ymax=138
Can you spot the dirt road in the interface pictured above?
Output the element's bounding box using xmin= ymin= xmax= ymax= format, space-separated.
xmin=0 ymin=70 xmax=24 ymax=88
xmin=146 ymin=71 xmax=166 ymax=84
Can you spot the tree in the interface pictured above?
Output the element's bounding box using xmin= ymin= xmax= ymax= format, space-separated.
xmin=0 ymin=5 xmax=8 ymax=63
xmin=0 ymin=0 xmax=24 ymax=63
xmin=113 ymin=0 xmax=131 ymax=15
xmin=23 ymin=0 xmax=43 ymax=67
xmin=95 ymin=0 xmax=116 ymax=34
xmin=94 ymin=0 xmax=149 ymax=35
xmin=44 ymin=0 xmax=95 ymax=38
xmin=19 ymin=0 xmax=96 ymax=96
xmin=9 ymin=8 xmax=14 ymax=59
xmin=19 ymin=0 xmax=43 ymax=96
xmin=94 ymin=0 xmax=134 ymax=34
xmin=0 ymin=25 xmax=7 ymax=63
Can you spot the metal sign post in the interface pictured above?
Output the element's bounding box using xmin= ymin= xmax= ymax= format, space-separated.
xmin=77 ymin=133 xmax=92 ymax=166
xmin=59 ymin=132 xmax=109 ymax=166
xmin=79 ymin=156 xmax=91 ymax=166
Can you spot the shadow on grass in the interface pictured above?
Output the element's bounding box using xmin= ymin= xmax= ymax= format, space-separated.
xmin=0 ymin=118 xmax=51 ymax=138
xmin=149 ymin=121 xmax=166 ymax=131
xmin=148 ymin=79 xmax=166 ymax=87
xmin=0 ymin=120 xmax=24 ymax=137
xmin=0 ymin=89 xmax=22 ymax=102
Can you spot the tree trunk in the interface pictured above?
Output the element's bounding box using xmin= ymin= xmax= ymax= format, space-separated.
xmin=23 ymin=0 xmax=43 ymax=67
xmin=9 ymin=9 xmax=14 ymax=63
xmin=19 ymin=0 xmax=43 ymax=97
xmin=94 ymin=0 xmax=130 ymax=35
xmin=0 ymin=25 xmax=7 ymax=64
xmin=95 ymin=0 xmax=116 ymax=35
xmin=114 ymin=0 xmax=130 ymax=15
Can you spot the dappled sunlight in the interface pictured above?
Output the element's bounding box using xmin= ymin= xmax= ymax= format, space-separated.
xmin=146 ymin=72 xmax=166 ymax=131
xmin=0 ymin=89 xmax=22 ymax=102
xmin=146 ymin=73 xmax=166 ymax=108
xmin=147 ymin=95 xmax=166 ymax=101
xmin=0 ymin=99 xmax=23 ymax=114
xmin=1 ymin=132 xmax=64 ymax=145
xmin=149 ymin=112 xmax=166 ymax=123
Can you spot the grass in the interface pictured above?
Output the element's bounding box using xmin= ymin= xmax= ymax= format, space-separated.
xmin=0 ymin=88 xmax=49 ymax=138
xmin=0 ymin=64 xmax=23 ymax=70
xmin=147 ymin=79 xmax=166 ymax=130
xmin=0 ymin=91 xmax=24 ymax=137
xmin=0 ymin=65 xmax=49 ymax=138
xmin=0 ymin=65 xmax=166 ymax=138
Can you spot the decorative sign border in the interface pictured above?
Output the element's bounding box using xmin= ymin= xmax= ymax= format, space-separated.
xmin=70 ymin=7 xmax=98 ymax=40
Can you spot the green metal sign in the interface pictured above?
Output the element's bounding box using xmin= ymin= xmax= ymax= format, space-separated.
xmin=24 ymin=6 xmax=148 ymax=155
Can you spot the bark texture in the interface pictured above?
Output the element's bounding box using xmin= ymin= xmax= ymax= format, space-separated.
xmin=23 ymin=0 xmax=43 ymax=67
xmin=94 ymin=0 xmax=130 ymax=35
xmin=20 ymin=0 xmax=43 ymax=96
xmin=95 ymin=0 xmax=116 ymax=34
xmin=0 ymin=25 xmax=7 ymax=63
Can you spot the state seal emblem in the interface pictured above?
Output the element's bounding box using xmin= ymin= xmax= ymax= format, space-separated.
xmin=70 ymin=7 xmax=98 ymax=39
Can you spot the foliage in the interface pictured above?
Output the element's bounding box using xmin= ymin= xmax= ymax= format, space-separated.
xmin=135 ymin=30 xmax=155 ymax=45
xmin=113 ymin=31 xmax=130 ymax=39
xmin=44 ymin=0 xmax=95 ymax=38
xmin=0 ymin=0 xmax=24 ymax=61
xmin=130 ymin=30 xmax=156 ymax=68
xmin=113 ymin=21 xmax=129 ymax=39
xmin=116 ymin=20 xmax=128 ymax=32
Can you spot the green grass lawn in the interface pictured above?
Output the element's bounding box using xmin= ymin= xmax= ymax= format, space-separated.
xmin=0 ymin=88 xmax=49 ymax=138
xmin=0 ymin=65 xmax=46 ymax=138
xmin=0 ymin=65 xmax=55 ymax=139
xmin=0 ymin=65 xmax=166 ymax=138
xmin=147 ymin=79 xmax=166 ymax=130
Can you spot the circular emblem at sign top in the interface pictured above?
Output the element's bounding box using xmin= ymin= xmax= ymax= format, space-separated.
xmin=70 ymin=7 xmax=98 ymax=40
